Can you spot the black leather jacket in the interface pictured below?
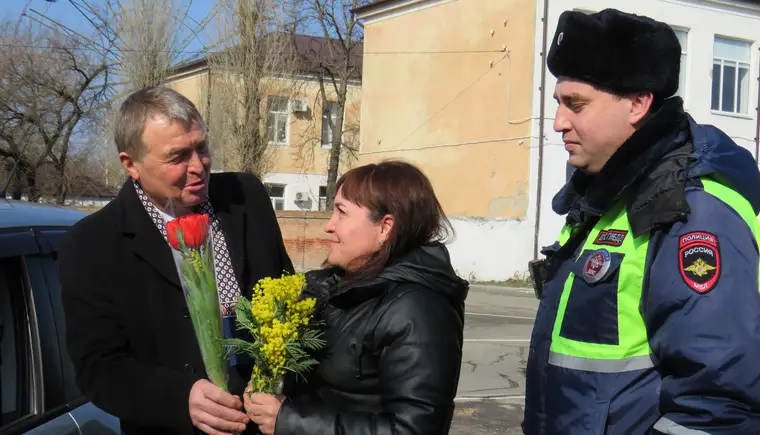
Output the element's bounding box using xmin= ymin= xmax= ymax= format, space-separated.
xmin=275 ymin=243 xmax=469 ymax=435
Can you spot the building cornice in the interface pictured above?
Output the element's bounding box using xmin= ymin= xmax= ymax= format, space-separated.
xmin=354 ymin=0 xmax=454 ymax=24
xmin=701 ymin=0 xmax=760 ymax=13
xmin=352 ymin=0 xmax=760 ymax=22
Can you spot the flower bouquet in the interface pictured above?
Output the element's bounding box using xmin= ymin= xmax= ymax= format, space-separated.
xmin=225 ymin=273 xmax=326 ymax=395
xmin=166 ymin=213 xmax=229 ymax=391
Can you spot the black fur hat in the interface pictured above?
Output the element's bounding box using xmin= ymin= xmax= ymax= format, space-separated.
xmin=547 ymin=9 xmax=681 ymax=98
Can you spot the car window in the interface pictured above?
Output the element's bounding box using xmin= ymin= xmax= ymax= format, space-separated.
xmin=31 ymin=253 xmax=82 ymax=402
xmin=0 ymin=257 xmax=31 ymax=428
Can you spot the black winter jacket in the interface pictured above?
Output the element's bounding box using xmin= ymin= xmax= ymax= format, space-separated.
xmin=275 ymin=243 xmax=469 ymax=435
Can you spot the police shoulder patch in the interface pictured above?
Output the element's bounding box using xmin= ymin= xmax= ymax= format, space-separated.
xmin=678 ymin=231 xmax=721 ymax=294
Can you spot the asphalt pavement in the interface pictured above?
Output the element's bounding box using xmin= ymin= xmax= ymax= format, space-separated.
xmin=449 ymin=284 xmax=538 ymax=434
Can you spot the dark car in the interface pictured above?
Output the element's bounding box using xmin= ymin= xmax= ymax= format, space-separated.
xmin=0 ymin=200 xmax=119 ymax=435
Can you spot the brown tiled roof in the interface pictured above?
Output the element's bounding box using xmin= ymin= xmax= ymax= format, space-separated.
xmin=169 ymin=34 xmax=362 ymax=81
xmin=292 ymin=34 xmax=363 ymax=79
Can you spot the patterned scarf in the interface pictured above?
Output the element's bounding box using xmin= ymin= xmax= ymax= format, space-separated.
xmin=132 ymin=179 xmax=241 ymax=315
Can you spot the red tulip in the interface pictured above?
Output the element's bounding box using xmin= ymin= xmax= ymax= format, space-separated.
xmin=167 ymin=213 xmax=210 ymax=250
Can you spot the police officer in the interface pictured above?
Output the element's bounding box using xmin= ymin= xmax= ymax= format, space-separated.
xmin=524 ymin=8 xmax=760 ymax=435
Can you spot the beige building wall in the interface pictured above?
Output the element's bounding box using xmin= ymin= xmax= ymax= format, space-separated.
xmin=167 ymin=70 xmax=206 ymax=108
xmin=166 ymin=69 xmax=360 ymax=177
xmin=358 ymin=0 xmax=537 ymax=218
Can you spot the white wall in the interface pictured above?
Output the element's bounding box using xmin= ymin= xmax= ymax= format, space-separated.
xmin=446 ymin=216 xmax=535 ymax=282
xmin=531 ymin=0 xmax=760 ymax=252
xmin=262 ymin=172 xmax=328 ymax=211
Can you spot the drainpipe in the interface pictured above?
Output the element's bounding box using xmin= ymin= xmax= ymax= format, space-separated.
xmin=533 ymin=0 xmax=550 ymax=260
xmin=755 ymin=47 xmax=760 ymax=163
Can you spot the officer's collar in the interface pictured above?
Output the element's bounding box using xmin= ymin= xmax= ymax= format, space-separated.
xmin=553 ymin=97 xmax=690 ymax=223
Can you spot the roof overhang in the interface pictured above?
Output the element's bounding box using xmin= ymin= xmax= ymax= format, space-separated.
xmin=354 ymin=0 xmax=760 ymax=21
xmin=353 ymin=0 xmax=451 ymax=22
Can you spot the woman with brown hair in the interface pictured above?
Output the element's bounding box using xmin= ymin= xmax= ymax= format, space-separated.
xmin=244 ymin=160 xmax=469 ymax=435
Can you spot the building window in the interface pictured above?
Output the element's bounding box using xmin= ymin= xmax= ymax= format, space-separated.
xmin=672 ymin=28 xmax=688 ymax=100
xmin=711 ymin=36 xmax=751 ymax=114
xmin=318 ymin=186 xmax=327 ymax=211
xmin=265 ymin=183 xmax=286 ymax=211
xmin=321 ymin=101 xmax=340 ymax=148
xmin=267 ymin=96 xmax=289 ymax=145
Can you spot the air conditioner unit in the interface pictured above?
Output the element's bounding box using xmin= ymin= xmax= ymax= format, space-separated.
xmin=294 ymin=191 xmax=309 ymax=202
xmin=290 ymin=99 xmax=308 ymax=112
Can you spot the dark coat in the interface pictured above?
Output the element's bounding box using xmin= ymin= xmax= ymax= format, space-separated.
xmin=275 ymin=243 xmax=469 ymax=435
xmin=59 ymin=172 xmax=294 ymax=435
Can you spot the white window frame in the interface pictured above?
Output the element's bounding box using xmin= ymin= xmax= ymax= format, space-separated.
xmin=671 ymin=27 xmax=689 ymax=103
xmin=321 ymin=101 xmax=341 ymax=149
xmin=265 ymin=183 xmax=286 ymax=211
xmin=267 ymin=96 xmax=290 ymax=146
xmin=711 ymin=36 xmax=752 ymax=115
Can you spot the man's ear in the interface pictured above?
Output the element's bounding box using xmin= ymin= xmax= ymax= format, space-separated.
xmin=119 ymin=152 xmax=140 ymax=181
xmin=629 ymin=92 xmax=655 ymax=125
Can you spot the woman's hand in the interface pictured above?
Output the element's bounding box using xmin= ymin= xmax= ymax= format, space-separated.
xmin=243 ymin=388 xmax=285 ymax=435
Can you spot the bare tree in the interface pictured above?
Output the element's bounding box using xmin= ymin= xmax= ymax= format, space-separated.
xmin=0 ymin=21 xmax=44 ymax=199
xmin=203 ymin=0 xmax=301 ymax=178
xmin=0 ymin=22 xmax=111 ymax=203
xmin=24 ymin=0 xmax=215 ymax=196
xmin=40 ymin=0 xmax=214 ymax=89
xmin=288 ymin=0 xmax=365 ymax=210
xmin=112 ymin=0 xmax=214 ymax=88
xmin=290 ymin=82 xmax=360 ymax=181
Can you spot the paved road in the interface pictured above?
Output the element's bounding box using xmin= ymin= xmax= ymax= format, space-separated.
xmin=450 ymin=285 xmax=538 ymax=434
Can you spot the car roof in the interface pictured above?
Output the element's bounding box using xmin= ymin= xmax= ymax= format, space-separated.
xmin=0 ymin=200 xmax=89 ymax=230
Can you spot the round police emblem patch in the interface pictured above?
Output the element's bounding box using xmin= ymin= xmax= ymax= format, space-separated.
xmin=679 ymin=231 xmax=720 ymax=294
xmin=583 ymin=248 xmax=611 ymax=284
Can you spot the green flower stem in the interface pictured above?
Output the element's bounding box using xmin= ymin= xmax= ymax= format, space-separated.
xmin=180 ymin=242 xmax=229 ymax=391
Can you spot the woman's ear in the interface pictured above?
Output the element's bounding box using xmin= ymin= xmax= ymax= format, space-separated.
xmin=378 ymin=214 xmax=395 ymax=245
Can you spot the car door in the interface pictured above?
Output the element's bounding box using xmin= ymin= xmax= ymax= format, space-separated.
xmin=0 ymin=230 xmax=78 ymax=435
xmin=30 ymin=229 xmax=120 ymax=435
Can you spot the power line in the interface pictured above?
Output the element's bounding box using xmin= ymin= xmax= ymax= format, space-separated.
xmin=0 ymin=43 xmax=507 ymax=56
xmin=364 ymin=49 xmax=506 ymax=55
xmin=0 ymin=43 xmax=201 ymax=55
xmin=358 ymin=135 xmax=530 ymax=156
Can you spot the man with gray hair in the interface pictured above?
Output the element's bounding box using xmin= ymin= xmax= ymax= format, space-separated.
xmin=59 ymin=86 xmax=294 ymax=435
